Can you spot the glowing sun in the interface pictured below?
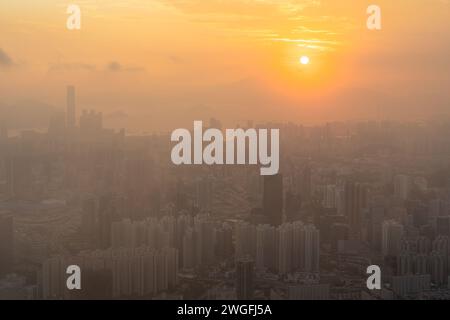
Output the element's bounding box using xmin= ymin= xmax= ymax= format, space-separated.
xmin=300 ymin=56 xmax=310 ymax=65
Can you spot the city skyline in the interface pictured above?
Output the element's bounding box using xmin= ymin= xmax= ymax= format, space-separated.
xmin=1 ymin=0 xmax=450 ymax=302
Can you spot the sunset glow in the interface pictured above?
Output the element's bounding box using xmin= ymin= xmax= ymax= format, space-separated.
xmin=300 ymin=56 xmax=310 ymax=65
xmin=0 ymin=1 xmax=449 ymax=129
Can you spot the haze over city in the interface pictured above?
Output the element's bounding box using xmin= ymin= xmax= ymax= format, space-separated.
xmin=1 ymin=0 xmax=449 ymax=131
xmin=1 ymin=0 xmax=450 ymax=303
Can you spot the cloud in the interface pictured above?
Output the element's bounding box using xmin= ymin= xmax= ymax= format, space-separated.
xmin=107 ymin=61 xmax=122 ymax=72
xmin=46 ymin=60 xmax=145 ymax=74
xmin=155 ymin=1 xmax=344 ymax=47
xmin=159 ymin=0 xmax=319 ymax=17
xmin=106 ymin=61 xmax=145 ymax=72
xmin=0 ymin=48 xmax=14 ymax=68
xmin=48 ymin=62 xmax=96 ymax=73
xmin=167 ymin=55 xmax=184 ymax=64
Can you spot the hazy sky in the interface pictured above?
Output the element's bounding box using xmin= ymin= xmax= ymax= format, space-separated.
xmin=0 ymin=0 xmax=449 ymax=130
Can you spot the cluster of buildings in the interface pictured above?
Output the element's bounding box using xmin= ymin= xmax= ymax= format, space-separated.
xmin=235 ymin=221 xmax=320 ymax=275
xmin=2 ymin=86 xmax=450 ymax=300
xmin=41 ymin=246 xmax=178 ymax=299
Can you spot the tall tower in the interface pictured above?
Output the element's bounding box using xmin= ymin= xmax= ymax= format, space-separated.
xmin=67 ymin=85 xmax=76 ymax=128
xmin=263 ymin=173 xmax=283 ymax=226
xmin=303 ymin=224 xmax=320 ymax=272
xmin=343 ymin=181 xmax=367 ymax=233
xmin=382 ymin=220 xmax=404 ymax=257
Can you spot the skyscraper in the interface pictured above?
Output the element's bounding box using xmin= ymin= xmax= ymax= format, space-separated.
xmin=303 ymin=224 xmax=320 ymax=272
xmin=236 ymin=258 xmax=254 ymax=300
xmin=263 ymin=173 xmax=283 ymax=226
xmin=368 ymin=206 xmax=385 ymax=251
xmin=278 ymin=223 xmax=294 ymax=274
xmin=5 ymin=155 xmax=31 ymax=199
xmin=0 ymin=120 xmax=7 ymax=140
xmin=300 ymin=166 xmax=312 ymax=199
xmin=394 ymin=174 xmax=410 ymax=201
xmin=436 ymin=216 xmax=450 ymax=237
xmin=0 ymin=213 xmax=14 ymax=277
xmin=66 ymin=85 xmax=76 ymax=128
xmin=98 ymin=194 xmax=119 ymax=249
xmin=343 ymin=181 xmax=367 ymax=233
xmin=382 ymin=220 xmax=404 ymax=257
xmin=255 ymin=224 xmax=277 ymax=272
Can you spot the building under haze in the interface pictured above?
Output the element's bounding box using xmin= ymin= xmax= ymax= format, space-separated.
xmin=343 ymin=181 xmax=368 ymax=234
xmin=66 ymin=85 xmax=76 ymax=128
xmin=5 ymin=155 xmax=31 ymax=199
xmin=0 ymin=213 xmax=14 ymax=277
xmin=236 ymin=258 xmax=254 ymax=300
xmin=263 ymin=173 xmax=283 ymax=226
xmin=41 ymin=247 xmax=178 ymax=299
xmin=382 ymin=220 xmax=404 ymax=257
xmin=79 ymin=110 xmax=103 ymax=133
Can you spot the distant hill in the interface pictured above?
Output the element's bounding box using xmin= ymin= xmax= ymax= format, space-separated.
xmin=0 ymin=100 xmax=56 ymax=129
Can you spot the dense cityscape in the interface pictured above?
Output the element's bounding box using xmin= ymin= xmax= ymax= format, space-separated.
xmin=1 ymin=86 xmax=450 ymax=300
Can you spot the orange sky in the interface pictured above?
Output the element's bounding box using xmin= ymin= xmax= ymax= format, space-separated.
xmin=0 ymin=0 xmax=449 ymax=130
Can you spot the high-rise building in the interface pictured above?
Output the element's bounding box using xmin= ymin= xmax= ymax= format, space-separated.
xmin=330 ymin=223 xmax=350 ymax=251
xmin=41 ymin=247 xmax=178 ymax=299
xmin=436 ymin=216 xmax=450 ymax=237
xmin=323 ymin=184 xmax=337 ymax=209
xmin=300 ymin=166 xmax=312 ymax=199
xmin=81 ymin=196 xmax=98 ymax=239
xmin=415 ymin=254 xmax=428 ymax=275
xmin=79 ymin=109 xmax=103 ymax=133
xmin=0 ymin=121 xmax=7 ymax=140
xmin=397 ymin=252 xmax=414 ymax=275
xmin=263 ymin=173 xmax=283 ymax=226
xmin=382 ymin=220 xmax=404 ymax=257
xmin=66 ymin=85 xmax=76 ymax=128
xmin=0 ymin=213 xmax=14 ymax=277
xmin=303 ymin=224 xmax=320 ymax=272
xmin=428 ymin=252 xmax=446 ymax=286
xmin=285 ymin=190 xmax=302 ymax=221
xmin=278 ymin=223 xmax=294 ymax=274
xmin=343 ymin=181 xmax=367 ymax=233
xmin=98 ymin=194 xmax=119 ymax=249
xmin=394 ymin=174 xmax=410 ymax=201
xmin=5 ymin=155 xmax=31 ymax=199
xmin=391 ymin=275 xmax=430 ymax=298
xmin=368 ymin=206 xmax=385 ymax=251
xmin=236 ymin=258 xmax=254 ymax=300
xmin=235 ymin=222 xmax=256 ymax=261
xmin=249 ymin=221 xmax=320 ymax=275
xmin=193 ymin=215 xmax=216 ymax=266
xmin=432 ymin=236 xmax=450 ymax=256
xmin=182 ymin=228 xmax=196 ymax=270
xmin=215 ymin=223 xmax=233 ymax=260
xmin=255 ymin=224 xmax=277 ymax=272
xmin=0 ymin=274 xmax=37 ymax=299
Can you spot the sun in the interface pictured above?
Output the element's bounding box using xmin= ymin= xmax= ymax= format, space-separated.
xmin=300 ymin=56 xmax=310 ymax=65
